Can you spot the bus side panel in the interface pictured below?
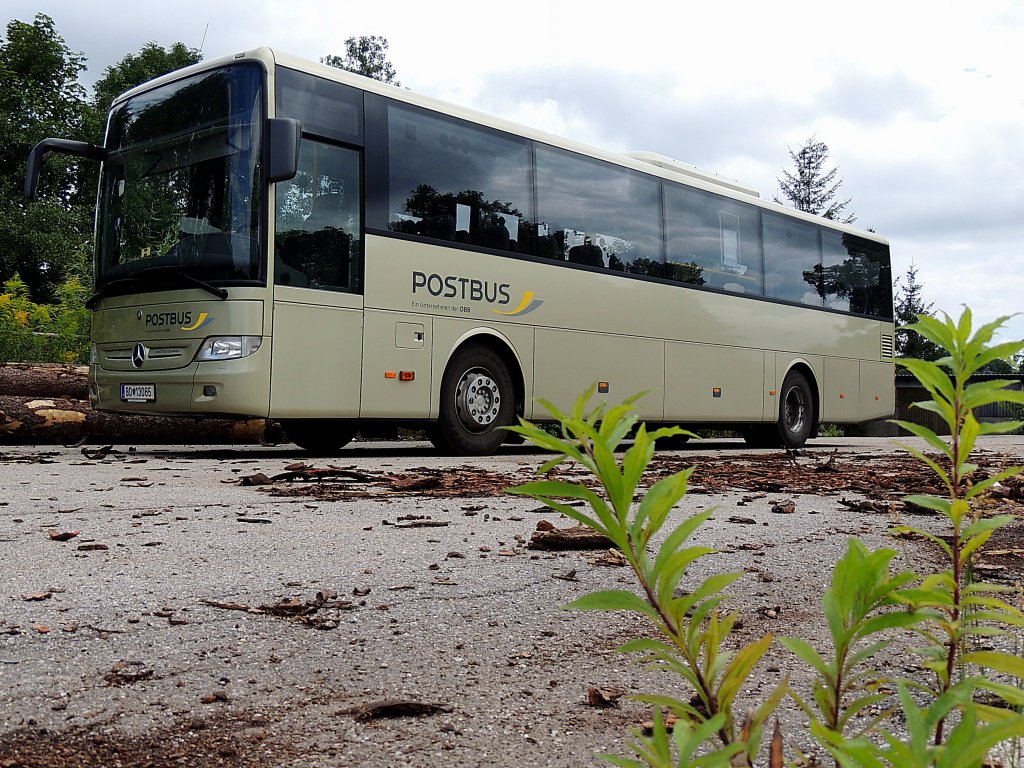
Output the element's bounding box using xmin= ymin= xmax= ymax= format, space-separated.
xmin=359 ymin=309 xmax=433 ymax=418
xmin=533 ymin=329 xmax=664 ymax=421
xmin=664 ymin=343 xmax=765 ymax=422
xmin=269 ymin=287 xmax=363 ymax=418
xmin=821 ymin=357 xmax=861 ymax=422
xmin=860 ymin=361 xmax=896 ymax=421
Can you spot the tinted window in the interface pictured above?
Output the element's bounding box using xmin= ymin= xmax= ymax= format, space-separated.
xmin=276 ymin=67 xmax=362 ymax=142
xmin=535 ymin=146 xmax=662 ymax=273
xmin=822 ymin=230 xmax=892 ymax=317
xmin=387 ymin=104 xmax=532 ymax=254
xmin=763 ymin=212 xmax=821 ymax=305
xmin=275 ymin=140 xmax=361 ymax=292
xmin=665 ymin=184 xmax=763 ymax=294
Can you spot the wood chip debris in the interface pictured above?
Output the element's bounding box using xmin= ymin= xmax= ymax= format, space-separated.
xmin=345 ymin=699 xmax=452 ymax=722
xmin=528 ymin=523 xmax=612 ymax=551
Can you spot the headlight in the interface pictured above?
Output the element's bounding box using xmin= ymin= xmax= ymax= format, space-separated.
xmin=196 ymin=336 xmax=263 ymax=361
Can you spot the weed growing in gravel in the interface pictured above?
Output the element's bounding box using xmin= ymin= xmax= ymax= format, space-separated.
xmin=507 ymin=308 xmax=1024 ymax=767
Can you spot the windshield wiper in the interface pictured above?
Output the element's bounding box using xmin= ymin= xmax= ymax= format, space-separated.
xmin=86 ymin=267 xmax=229 ymax=309
xmin=171 ymin=269 xmax=229 ymax=300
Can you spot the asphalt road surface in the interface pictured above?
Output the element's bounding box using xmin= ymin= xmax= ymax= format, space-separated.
xmin=1 ymin=437 xmax=1022 ymax=767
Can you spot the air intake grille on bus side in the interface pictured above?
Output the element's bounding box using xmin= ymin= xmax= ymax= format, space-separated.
xmin=881 ymin=334 xmax=894 ymax=359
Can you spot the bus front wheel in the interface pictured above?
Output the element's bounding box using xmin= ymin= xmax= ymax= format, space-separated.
xmin=434 ymin=344 xmax=516 ymax=455
xmin=281 ymin=419 xmax=357 ymax=455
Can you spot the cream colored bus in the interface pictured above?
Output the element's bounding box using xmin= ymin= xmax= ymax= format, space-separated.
xmin=26 ymin=48 xmax=894 ymax=455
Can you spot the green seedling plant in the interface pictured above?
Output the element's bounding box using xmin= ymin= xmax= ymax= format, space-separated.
xmin=507 ymin=309 xmax=1024 ymax=767
xmin=507 ymin=388 xmax=785 ymax=767
xmin=887 ymin=310 xmax=1024 ymax=741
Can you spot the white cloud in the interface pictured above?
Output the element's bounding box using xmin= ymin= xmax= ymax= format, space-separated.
xmin=5 ymin=0 xmax=1023 ymax=343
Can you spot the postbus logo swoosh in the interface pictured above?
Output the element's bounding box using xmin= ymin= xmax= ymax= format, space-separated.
xmin=493 ymin=291 xmax=543 ymax=317
xmin=180 ymin=312 xmax=211 ymax=332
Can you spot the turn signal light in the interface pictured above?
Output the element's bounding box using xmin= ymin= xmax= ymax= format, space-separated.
xmin=399 ymin=371 xmax=415 ymax=381
xmin=384 ymin=371 xmax=397 ymax=379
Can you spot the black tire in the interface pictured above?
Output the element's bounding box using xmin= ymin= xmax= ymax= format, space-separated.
xmin=281 ymin=419 xmax=357 ymax=455
xmin=435 ymin=344 xmax=516 ymax=456
xmin=777 ymin=369 xmax=814 ymax=448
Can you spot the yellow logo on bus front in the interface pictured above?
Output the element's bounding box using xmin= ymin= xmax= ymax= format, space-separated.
xmin=181 ymin=312 xmax=211 ymax=331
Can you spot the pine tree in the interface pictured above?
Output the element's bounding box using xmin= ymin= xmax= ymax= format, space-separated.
xmin=775 ymin=136 xmax=856 ymax=224
xmin=893 ymin=264 xmax=943 ymax=361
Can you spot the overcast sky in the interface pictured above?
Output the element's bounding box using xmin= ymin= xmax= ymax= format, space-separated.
xmin=7 ymin=1 xmax=1024 ymax=342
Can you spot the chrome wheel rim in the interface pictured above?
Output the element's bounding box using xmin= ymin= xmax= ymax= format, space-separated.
xmin=784 ymin=385 xmax=807 ymax=434
xmin=455 ymin=370 xmax=501 ymax=431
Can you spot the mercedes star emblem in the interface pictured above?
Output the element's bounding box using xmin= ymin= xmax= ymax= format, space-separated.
xmin=131 ymin=343 xmax=146 ymax=369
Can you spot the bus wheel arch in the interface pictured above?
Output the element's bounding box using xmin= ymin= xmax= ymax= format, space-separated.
xmin=432 ymin=335 xmax=524 ymax=455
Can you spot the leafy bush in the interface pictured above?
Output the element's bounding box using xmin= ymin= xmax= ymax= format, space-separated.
xmin=508 ymin=307 xmax=1024 ymax=767
xmin=0 ymin=273 xmax=90 ymax=363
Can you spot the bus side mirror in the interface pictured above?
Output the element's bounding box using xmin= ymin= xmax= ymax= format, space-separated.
xmin=25 ymin=138 xmax=106 ymax=199
xmin=266 ymin=118 xmax=302 ymax=183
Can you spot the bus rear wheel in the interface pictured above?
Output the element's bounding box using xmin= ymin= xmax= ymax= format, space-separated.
xmin=281 ymin=419 xmax=357 ymax=455
xmin=434 ymin=344 xmax=516 ymax=456
xmin=778 ymin=370 xmax=814 ymax=448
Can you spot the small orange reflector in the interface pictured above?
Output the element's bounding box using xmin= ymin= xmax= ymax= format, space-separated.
xmin=597 ymin=382 xmax=610 ymax=393
xmin=875 ymin=395 xmax=881 ymax=401
xmin=399 ymin=371 xmax=415 ymax=382
xmin=769 ymin=389 xmax=777 ymax=396
xmin=712 ymin=388 xmax=722 ymax=398
xmin=839 ymin=393 xmax=846 ymax=399
xmin=384 ymin=371 xmax=397 ymax=379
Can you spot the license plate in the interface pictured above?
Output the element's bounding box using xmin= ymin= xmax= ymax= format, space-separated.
xmin=120 ymin=384 xmax=156 ymax=403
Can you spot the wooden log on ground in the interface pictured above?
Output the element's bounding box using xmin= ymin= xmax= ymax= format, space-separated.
xmin=0 ymin=363 xmax=89 ymax=400
xmin=0 ymin=395 xmax=269 ymax=445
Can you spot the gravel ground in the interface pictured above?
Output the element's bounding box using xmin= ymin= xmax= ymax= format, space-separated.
xmin=1 ymin=437 xmax=1022 ymax=767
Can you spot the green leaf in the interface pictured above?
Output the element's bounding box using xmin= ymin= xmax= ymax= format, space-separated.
xmin=978 ymin=419 xmax=1024 ymax=435
xmin=893 ymin=441 xmax=952 ymax=490
xmin=565 ymin=590 xmax=659 ymax=623
xmin=616 ymin=637 xmax=678 ymax=658
xmin=717 ymin=634 xmax=773 ymax=711
xmin=887 ymin=418 xmax=952 ymax=459
xmin=902 ymin=494 xmax=952 ymax=516
xmin=653 ymin=509 xmax=712 ymax=577
xmin=961 ymin=650 xmax=1024 ymax=678
xmin=779 ymin=636 xmax=831 ymax=680
xmin=633 ymin=468 xmax=693 ymax=545
xmin=898 ymin=357 xmax=956 ymax=404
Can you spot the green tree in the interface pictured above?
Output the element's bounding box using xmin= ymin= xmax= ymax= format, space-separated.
xmin=0 ymin=13 xmax=92 ymax=301
xmin=85 ymin=41 xmax=202 ymax=145
xmin=76 ymin=41 xmax=202 ymax=234
xmin=894 ymin=263 xmax=943 ymax=361
xmin=322 ymin=36 xmax=400 ymax=85
xmin=775 ymin=136 xmax=856 ymax=224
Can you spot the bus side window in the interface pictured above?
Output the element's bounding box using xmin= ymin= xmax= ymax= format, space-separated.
xmin=275 ymin=140 xmax=362 ymax=292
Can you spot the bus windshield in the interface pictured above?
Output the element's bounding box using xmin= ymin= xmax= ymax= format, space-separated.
xmin=95 ymin=63 xmax=264 ymax=292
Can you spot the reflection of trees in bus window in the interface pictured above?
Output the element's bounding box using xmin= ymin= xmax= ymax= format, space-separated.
xmin=386 ymin=104 xmax=532 ymax=253
xmin=275 ymin=140 xmax=361 ymax=292
xmin=806 ymin=230 xmax=891 ymax=316
xmin=394 ymin=185 xmax=525 ymax=251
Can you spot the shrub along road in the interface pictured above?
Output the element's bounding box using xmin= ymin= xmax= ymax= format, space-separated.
xmin=1 ymin=438 xmax=1022 ymax=767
